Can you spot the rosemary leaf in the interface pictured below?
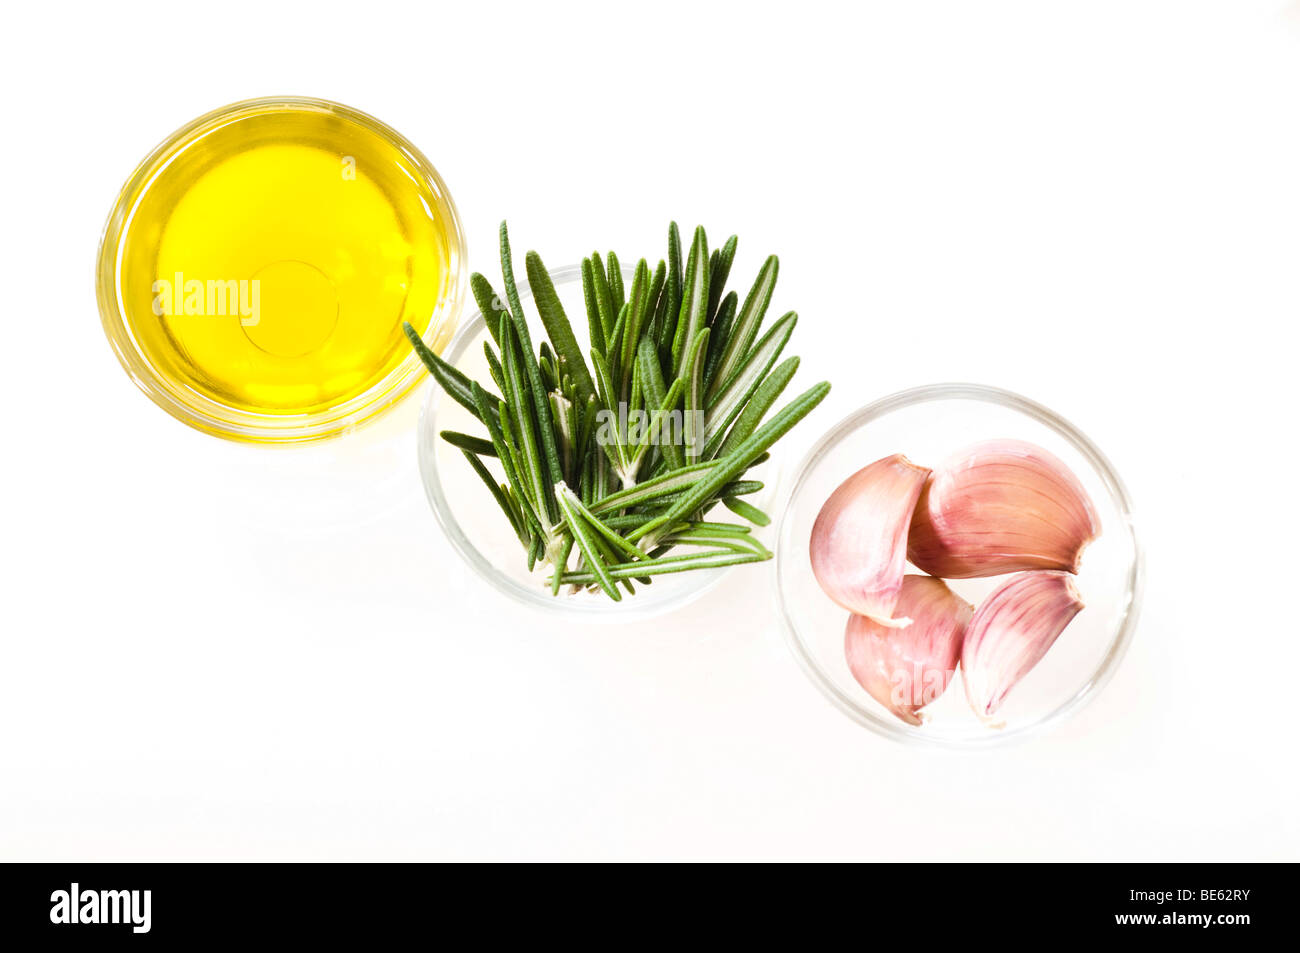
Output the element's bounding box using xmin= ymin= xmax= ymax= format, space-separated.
xmin=663 ymin=529 xmax=771 ymax=557
xmin=588 ymin=458 xmax=718 ymax=514
xmin=589 ymin=348 xmax=628 ymax=475
xmin=706 ymin=254 xmax=778 ymax=400
xmin=499 ymin=317 xmax=550 ymax=527
xmin=666 ymin=222 xmax=683 ymax=327
xmin=499 ymin=222 xmax=563 ymax=519
xmin=678 ymin=520 xmax=754 ymax=537
xmin=527 ymin=250 xmax=596 ymax=402
xmin=703 ymin=290 xmax=738 ymax=388
xmin=715 ymin=355 xmax=800 ymax=459
xmin=722 ymin=496 xmax=771 ymax=526
xmin=484 ymin=342 xmax=506 ymax=396
xmin=441 ymin=431 xmax=497 ymax=457
xmin=539 ymin=352 xmax=558 ymax=393
xmin=684 ymin=326 xmax=710 ymax=466
xmin=558 ymin=547 xmax=769 ymax=584
xmin=619 ymin=259 xmax=651 ymax=387
xmin=708 ymin=234 xmax=738 ymax=323
xmin=648 ymin=478 xmax=762 ymax=509
xmin=607 ymin=302 xmax=629 ymax=393
xmin=671 ymin=226 xmax=710 ymax=380
xmin=402 ymin=321 xmax=499 ymax=424
xmin=644 ymin=260 xmax=666 ymax=348
xmin=590 ymin=253 xmax=617 ymax=345
xmin=576 ymin=262 xmax=602 ymax=359
xmin=637 ymin=338 xmax=669 ymax=420
xmin=607 ymin=251 xmax=625 ymax=312
xmin=470 ymin=272 xmax=509 ymax=348
xmin=551 ymin=535 xmax=575 ymax=596
xmin=703 ymin=310 xmax=798 ymax=455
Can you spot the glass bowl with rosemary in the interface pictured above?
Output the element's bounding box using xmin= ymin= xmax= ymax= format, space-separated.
xmin=412 ymin=222 xmax=830 ymax=618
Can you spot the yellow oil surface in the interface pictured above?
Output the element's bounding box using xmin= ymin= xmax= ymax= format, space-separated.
xmin=114 ymin=104 xmax=456 ymax=416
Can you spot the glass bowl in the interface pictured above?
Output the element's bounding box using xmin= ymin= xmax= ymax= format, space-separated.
xmin=417 ymin=263 xmax=784 ymax=622
xmin=774 ymin=383 xmax=1142 ymax=747
xmin=96 ymin=96 xmax=465 ymax=443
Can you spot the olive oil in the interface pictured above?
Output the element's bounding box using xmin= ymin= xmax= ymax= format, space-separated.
xmin=100 ymin=98 xmax=463 ymax=440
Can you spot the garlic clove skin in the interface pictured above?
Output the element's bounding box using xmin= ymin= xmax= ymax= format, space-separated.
xmin=845 ymin=575 xmax=973 ymax=726
xmin=962 ymin=570 xmax=1084 ymax=720
xmin=810 ymin=453 xmax=932 ymax=626
xmin=907 ymin=439 xmax=1101 ymax=579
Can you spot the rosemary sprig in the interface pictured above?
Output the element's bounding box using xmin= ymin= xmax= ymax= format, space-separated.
xmin=406 ymin=221 xmax=830 ymax=600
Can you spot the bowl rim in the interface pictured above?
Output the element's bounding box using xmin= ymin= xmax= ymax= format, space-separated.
xmin=417 ymin=263 xmax=741 ymax=621
xmin=772 ymin=382 xmax=1144 ymax=749
xmin=95 ymin=95 xmax=466 ymax=444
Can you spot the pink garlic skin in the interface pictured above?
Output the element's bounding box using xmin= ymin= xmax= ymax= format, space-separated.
xmin=961 ymin=570 xmax=1085 ymax=719
xmin=907 ymin=438 xmax=1102 ymax=579
xmin=845 ymin=575 xmax=973 ymax=726
xmin=810 ymin=454 xmax=931 ymax=626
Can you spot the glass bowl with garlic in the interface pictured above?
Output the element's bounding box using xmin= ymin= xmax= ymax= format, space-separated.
xmin=774 ymin=384 xmax=1141 ymax=747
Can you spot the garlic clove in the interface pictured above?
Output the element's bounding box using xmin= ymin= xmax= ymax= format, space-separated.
xmin=907 ymin=439 xmax=1101 ymax=579
xmin=811 ymin=453 xmax=931 ymax=626
xmin=845 ymin=575 xmax=973 ymax=725
xmin=961 ymin=570 xmax=1084 ymax=720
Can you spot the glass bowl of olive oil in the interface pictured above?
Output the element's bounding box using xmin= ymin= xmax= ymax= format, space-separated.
xmin=96 ymin=96 xmax=465 ymax=442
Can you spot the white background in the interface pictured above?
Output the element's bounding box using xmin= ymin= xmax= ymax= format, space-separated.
xmin=2 ymin=0 xmax=1297 ymax=860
